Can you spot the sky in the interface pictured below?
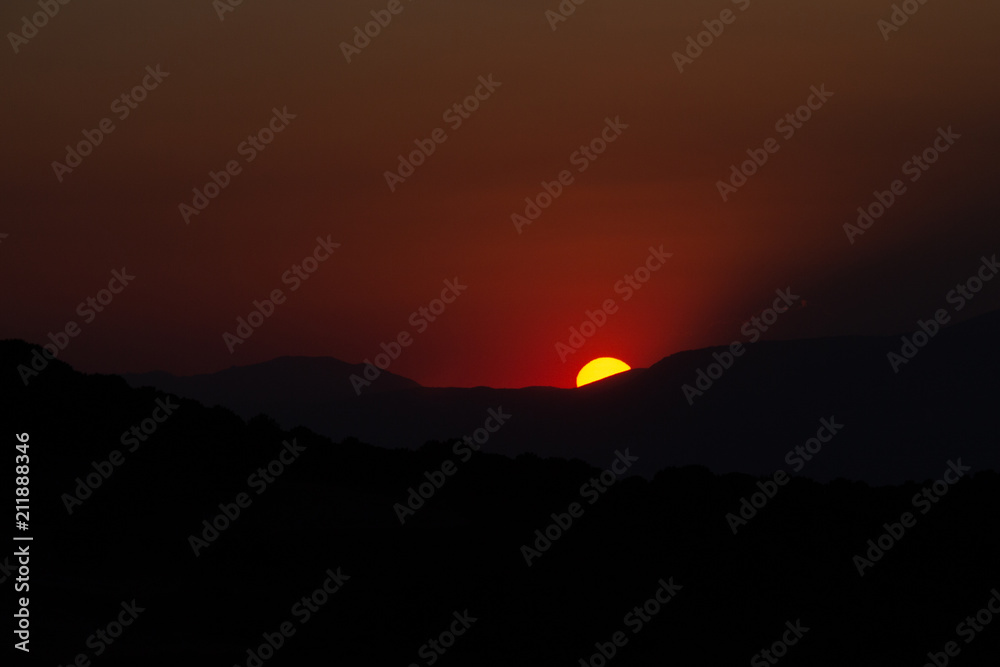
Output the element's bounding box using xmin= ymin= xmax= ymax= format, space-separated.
xmin=2 ymin=0 xmax=999 ymax=388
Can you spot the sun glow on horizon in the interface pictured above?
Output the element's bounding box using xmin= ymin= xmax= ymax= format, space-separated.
xmin=576 ymin=357 xmax=631 ymax=387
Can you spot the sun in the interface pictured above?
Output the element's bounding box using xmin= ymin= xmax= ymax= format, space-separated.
xmin=576 ymin=357 xmax=631 ymax=387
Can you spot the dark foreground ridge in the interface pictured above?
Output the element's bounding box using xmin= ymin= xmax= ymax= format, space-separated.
xmin=2 ymin=338 xmax=999 ymax=665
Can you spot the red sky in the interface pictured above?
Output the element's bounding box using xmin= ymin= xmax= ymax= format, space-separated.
xmin=3 ymin=0 xmax=999 ymax=388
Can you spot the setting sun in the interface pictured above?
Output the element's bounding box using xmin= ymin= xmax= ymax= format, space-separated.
xmin=576 ymin=357 xmax=631 ymax=387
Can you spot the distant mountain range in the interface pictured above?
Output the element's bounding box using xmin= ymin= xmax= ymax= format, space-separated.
xmin=119 ymin=309 xmax=1000 ymax=485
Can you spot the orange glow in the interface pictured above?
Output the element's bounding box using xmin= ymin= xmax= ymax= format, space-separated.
xmin=576 ymin=357 xmax=631 ymax=387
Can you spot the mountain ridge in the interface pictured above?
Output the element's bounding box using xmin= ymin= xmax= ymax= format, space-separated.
xmin=8 ymin=309 xmax=999 ymax=485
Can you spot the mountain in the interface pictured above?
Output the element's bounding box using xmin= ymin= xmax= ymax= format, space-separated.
xmin=122 ymin=355 xmax=420 ymax=418
xmin=1 ymin=336 xmax=998 ymax=666
xmin=119 ymin=310 xmax=1000 ymax=485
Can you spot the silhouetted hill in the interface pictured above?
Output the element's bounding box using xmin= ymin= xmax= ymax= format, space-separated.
xmin=120 ymin=309 xmax=1000 ymax=485
xmin=1 ymin=337 xmax=998 ymax=665
xmin=122 ymin=355 xmax=420 ymax=416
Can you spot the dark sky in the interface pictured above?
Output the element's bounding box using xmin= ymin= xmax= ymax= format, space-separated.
xmin=3 ymin=0 xmax=998 ymax=388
